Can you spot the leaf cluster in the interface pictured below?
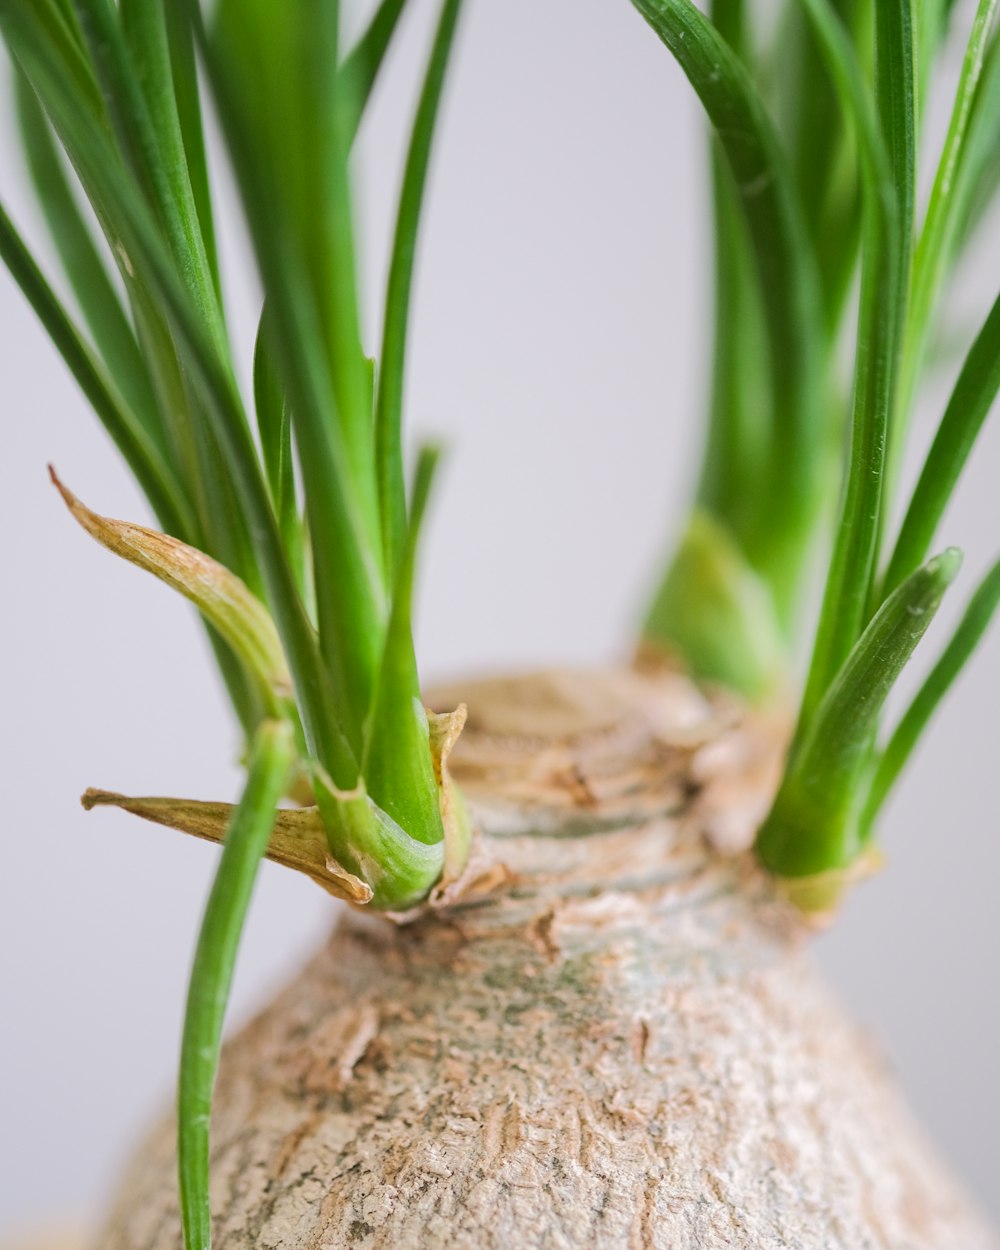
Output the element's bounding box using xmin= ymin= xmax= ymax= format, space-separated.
xmin=634 ymin=0 xmax=1000 ymax=898
xmin=0 ymin=2 xmax=465 ymax=1240
xmin=1 ymin=0 xmax=466 ymax=900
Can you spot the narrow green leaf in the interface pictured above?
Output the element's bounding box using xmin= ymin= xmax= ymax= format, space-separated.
xmin=864 ymin=555 xmax=1000 ymax=828
xmin=795 ymin=0 xmax=904 ymax=720
xmin=955 ymin=33 xmax=1000 ymax=248
xmin=251 ymin=309 xmax=293 ymax=514
xmin=708 ymin=0 xmax=749 ymax=57
xmin=916 ymin=0 xmax=954 ymax=119
xmin=883 ymin=287 xmax=1000 ymax=594
xmin=163 ymin=0 xmax=221 ymax=302
xmin=631 ymin=0 xmax=825 ymax=622
xmin=252 ymin=307 xmax=303 ymax=586
xmin=790 ymin=0 xmax=883 ymax=330
xmin=757 ymin=548 xmax=961 ymax=881
xmin=177 ymin=719 xmax=294 ymax=1250
xmin=363 ymin=445 xmax=445 ymax=846
xmin=874 ymin=1 xmax=917 ymax=262
xmin=797 ymin=0 xmax=891 ymax=202
xmin=375 ymin=0 xmax=465 ymax=576
xmin=695 ymin=148 xmax=771 ymax=543
xmin=693 ymin=3 xmax=770 ymax=542
xmin=899 ymin=0 xmax=998 ymax=422
xmin=340 ymin=0 xmax=411 ymax=141
xmin=786 ymin=0 xmax=857 ymax=319
xmin=0 ymin=198 xmax=192 ymax=538
xmin=1 ymin=0 xmax=104 ymax=122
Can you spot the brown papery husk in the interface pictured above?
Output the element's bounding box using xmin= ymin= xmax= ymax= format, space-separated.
xmin=101 ymin=667 xmax=997 ymax=1249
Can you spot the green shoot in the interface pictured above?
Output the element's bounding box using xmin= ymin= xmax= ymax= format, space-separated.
xmin=757 ymin=549 xmax=961 ymax=892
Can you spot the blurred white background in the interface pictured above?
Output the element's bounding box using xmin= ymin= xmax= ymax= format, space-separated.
xmin=1 ymin=0 xmax=997 ymax=1235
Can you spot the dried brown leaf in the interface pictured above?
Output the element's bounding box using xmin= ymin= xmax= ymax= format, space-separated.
xmin=82 ymin=789 xmax=373 ymax=904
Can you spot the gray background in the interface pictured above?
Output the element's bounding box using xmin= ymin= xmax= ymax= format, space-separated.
xmin=1 ymin=0 xmax=997 ymax=1235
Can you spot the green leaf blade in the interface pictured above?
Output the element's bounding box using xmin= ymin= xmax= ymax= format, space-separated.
xmin=163 ymin=0 xmax=222 ymax=301
xmin=340 ymin=0 xmax=411 ymax=142
xmin=76 ymin=0 xmax=223 ymax=345
xmin=797 ymin=0 xmax=914 ymax=722
xmin=252 ymin=307 xmax=304 ymax=587
xmin=865 ymin=555 xmax=1000 ymax=827
xmin=177 ymin=719 xmax=294 ymax=1250
xmin=900 ymin=0 xmax=999 ymax=421
xmin=695 ymin=145 xmax=771 ymax=543
xmin=884 ymin=287 xmax=1000 ymax=595
xmin=955 ymin=32 xmax=1000 ymax=249
xmin=375 ymin=0 xmax=465 ymax=576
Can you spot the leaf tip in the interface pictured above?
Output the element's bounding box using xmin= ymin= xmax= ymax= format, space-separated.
xmin=48 ymin=465 xmax=95 ymax=535
xmin=81 ymin=786 xmax=115 ymax=811
xmin=934 ymin=546 xmax=964 ymax=581
xmin=48 ymin=462 xmax=74 ymax=508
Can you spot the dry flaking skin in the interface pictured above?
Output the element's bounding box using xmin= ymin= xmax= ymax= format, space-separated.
xmin=101 ymin=668 xmax=997 ymax=1249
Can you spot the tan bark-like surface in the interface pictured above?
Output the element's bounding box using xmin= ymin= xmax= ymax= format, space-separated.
xmin=102 ymin=668 xmax=996 ymax=1249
